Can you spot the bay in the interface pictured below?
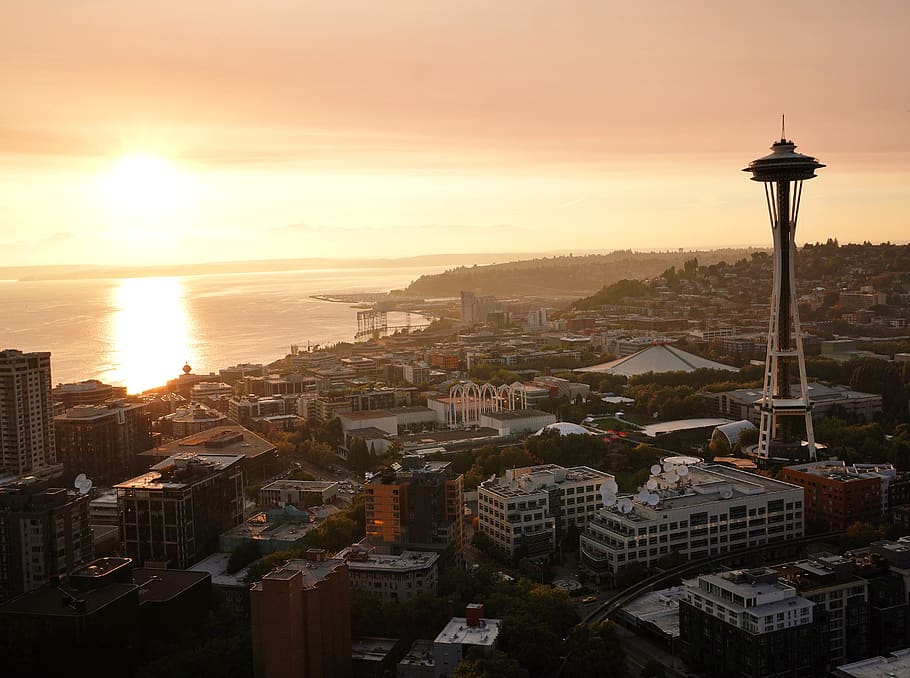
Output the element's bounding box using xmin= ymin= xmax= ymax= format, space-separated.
xmin=0 ymin=265 xmax=449 ymax=393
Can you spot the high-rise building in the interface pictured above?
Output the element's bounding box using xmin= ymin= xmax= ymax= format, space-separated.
xmin=460 ymin=291 xmax=476 ymax=325
xmin=54 ymin=400 xmax=153 ymax=486
xmin=365 ymin=457 xmax=464 ymax=562
xmin=115 ymin=452 xmax=244 ymax=568
xmin=743 ymin=128 xmax=824 ymax=461
xmin=250 ymin=550 xmax=352 ymax=678
xmin=0 ymin=349 xmax=56 ymax=476
xmin=0 ymin=479 xmax=93 ymax=601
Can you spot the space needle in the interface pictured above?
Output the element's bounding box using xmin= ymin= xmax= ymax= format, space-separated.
xmin=743 ymin=119 xmax=824 ymax=461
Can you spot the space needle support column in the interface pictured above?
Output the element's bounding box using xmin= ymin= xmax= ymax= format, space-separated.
xmin=745 ymin=127 xmax=824 ymax=461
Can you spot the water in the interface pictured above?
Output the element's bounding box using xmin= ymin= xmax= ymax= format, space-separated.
xmin=0 ymin=265 xmax=447 ymax=393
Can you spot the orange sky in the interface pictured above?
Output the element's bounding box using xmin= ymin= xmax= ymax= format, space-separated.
xmin=2 ymin=1 xmax=909 ymax=266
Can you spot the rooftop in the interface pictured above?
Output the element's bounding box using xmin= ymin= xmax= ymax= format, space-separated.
xmin=620 ymin=586 xmax=687 ymax=638
xmin=577 ymin=343 xmax=737 ymax=376
xmin=399 ymin=639 xmax=435 ymax=667
xmin=481 ymin=408 xmax=553 ymax=422
xmin=351 ymin=637 xmax=399 ymax=662
xmin=115 ymin=453 xmax=244 ymax=490
xmin=336 ymin=547 xmax=439 ymax=571
xmin=136 ymin=425 xmax=276 ymax=463
xmin=434 ymin=615 xmax=502 ymax=647
xmin=252 ymin=557 xmax=346 ymax=591
xmin=261 ymin=480 xmax=338 ymax=493
xmin=833 ymin=649 xmax=910 ymax=678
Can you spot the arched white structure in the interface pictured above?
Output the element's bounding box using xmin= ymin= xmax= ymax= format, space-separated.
xmin=447 ymin=380 xmax=527 ymax=428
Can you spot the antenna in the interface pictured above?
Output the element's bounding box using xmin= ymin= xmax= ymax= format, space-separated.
xmin=781 ymin=114 xmax=786 ymax=141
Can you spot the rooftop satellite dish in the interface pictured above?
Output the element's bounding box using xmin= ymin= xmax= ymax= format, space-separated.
xmin=74 ymin=474 xmax=93 ymax=495
xmin=720 ymin=488 xmax=734 ymax=499
xmin=665 ymin=472 xmax=679 ymax=485
xmin=677 ymin=465 xmax=689 ymax=477
xmin=605 ymin=477 xmax=618 ymax=491
xmin=647 ymin=494 xmax=659 ymax=506
xmin=603 ymin=494 xmax=617 ymax=508
xmin=650 ymin=464 xmax=662 ymax=476
xmin=637 ymin=490 xmax=649 ymax=503
xmin=600 ymin=481 xmax=615 ymax=507
xmin=646 ymin=478 xmax=658 ymax=491
xmin=662 ymin=461 xmax=674 ymax=473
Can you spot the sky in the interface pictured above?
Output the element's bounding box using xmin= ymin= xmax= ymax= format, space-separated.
xmin=2 ymin=1 xmax=909 ymax=267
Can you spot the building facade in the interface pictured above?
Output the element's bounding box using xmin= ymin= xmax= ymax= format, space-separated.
xmin=250 ymin=551 xmax=352 ymax=678
xmin=54 ymin=400 xmax=153 ymax=486
xmin=679 ymin=568 xmax=822 ymax=678
xmin=580 ymin=464 xmax=804 ymax=583
xmin=478 ymin=465 xmax=612 ymax=559
xmin=336 ymin=544 xmax=439 ymax=603
xmin=115 ymin=452 xmax=244 ymax=568
xmin=0 ymin=479 xmax=93 ymax=601
xmin=781 ymin=461 xmax=884 ymax=531
xmin=0 ymin=349 xmax=56 ymax=476
xmin=365 ymin=457 xmax=464 ymax=561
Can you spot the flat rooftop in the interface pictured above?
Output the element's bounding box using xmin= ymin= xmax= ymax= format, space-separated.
xmin=252 ymin=557 xmax=346 ymax=590
xmin=340 ymin=410 xmax=395 ymax=421
xmin=351 ymin=637 xmax=399 ymax=661
xmin=434 ymin=616 xmax=501 ymax=647
xmin=833 ymin=649 xmax=910 ymax=678
xmin=188 ymin=552 xmax=251 ymax=588
xmin=115 ymin=453 xmax=244 ymax=490
xmin=399 ymin=639 xmax=434 ymax=667
xmin=482 ymin=408 xmax=552 ymax=421
xmin=337 ymin=548 xmax=439 ymax=571
xmin=261 ymin=480 xmax=338 ymax=493
xmin=620 ymin=586 xmax=687 ymax=638
xmin=136 ymin=425 xmax=276 ymax=464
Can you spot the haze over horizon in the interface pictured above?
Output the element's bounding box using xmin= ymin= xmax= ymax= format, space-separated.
xmin=3 ymin=1 xmax=909 ymax=267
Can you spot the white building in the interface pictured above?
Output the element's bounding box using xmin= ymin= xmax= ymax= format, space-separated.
xmin=167 ymin=402 xmax=228 ymax=437
xmin=335 ymin=544 xmax=439 ymax=603
xmin=684 ymin=568 xmax=814 ymax=636
xmin=259 ymin=480 xmax=339 ymax=508
xmin=477 ymin=408 xmax=556 ymax=436
xmin=432 ymin=604 xmax=501 ymax=678
xmin=478 ymin=464 xmax=613 ymax=559
xmin=580 ymin=464 xmax=804 ymax=583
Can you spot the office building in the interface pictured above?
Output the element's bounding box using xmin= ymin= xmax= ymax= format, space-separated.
xmin=580 ymin=463 xmax=804 ymax=584
xmin=115 ymin=452 xmax=244 ymax=568
xmin=365 ymin=457 xmax=464 ymax=561
xmin=832 ymin=650 xmax=910 ymax=678
xmin=0 ymin=479 xmax=93 ymax=601
xmin=250 ymin=550 xmax=352 ymax=678
xmin=0 ymin=349 xmax=56 ymax=475
xmin=336 ymin=543 xmax=439 ymax=603
xmin=53 ymin=400 xmax=152 ymax=486
xmin=478 ymin=464 xmax=612 ymax=559
xmin=679 ymin=568 xmax=823 ymax=678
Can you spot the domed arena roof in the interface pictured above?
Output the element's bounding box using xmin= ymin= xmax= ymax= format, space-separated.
xmin=534 ymin=422 xmax=593 ymax=436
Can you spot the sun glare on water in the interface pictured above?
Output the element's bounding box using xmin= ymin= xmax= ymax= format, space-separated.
xmin=104 ymin=153 xmax=192 ymax=221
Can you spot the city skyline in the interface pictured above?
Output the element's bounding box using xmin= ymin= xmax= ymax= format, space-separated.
xmin=3 ymin=1 xmax=909 ymax=266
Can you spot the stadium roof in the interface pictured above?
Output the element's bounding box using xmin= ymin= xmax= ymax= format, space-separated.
xmin=576 ymin=344 xmax=737 ymax=377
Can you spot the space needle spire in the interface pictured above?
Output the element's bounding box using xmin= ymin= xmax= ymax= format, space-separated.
xmin=744 ymin=125 xmax=824 ymax=461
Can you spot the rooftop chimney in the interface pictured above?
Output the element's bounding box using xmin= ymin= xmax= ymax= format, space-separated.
xmin=466 ymin=603 xmax=485 ymax=627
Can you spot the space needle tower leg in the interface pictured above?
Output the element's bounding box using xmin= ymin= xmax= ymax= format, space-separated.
xmin=745 ymin=122 xmax=824 ymax=462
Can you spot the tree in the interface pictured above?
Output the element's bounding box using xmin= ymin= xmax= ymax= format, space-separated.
xmin=563 ymin=621 xmax=627 ymax=677
xmin=226 ymin=541 xmax=260 ymax=574
xmin=451 ymin=648 xmax=528 ymax=678
xmin=348 ymin=436 xmax=372 ymax=475
xmin=641 ymin=659 xmax=667 ymax=677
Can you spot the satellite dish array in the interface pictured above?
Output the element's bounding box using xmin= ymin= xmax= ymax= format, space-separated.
xmin=74 ymin=473 xmax=93 ymax=495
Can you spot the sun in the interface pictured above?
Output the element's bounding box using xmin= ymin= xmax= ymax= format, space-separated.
xmin=104 ymin=153 xmax=191 ymax=220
